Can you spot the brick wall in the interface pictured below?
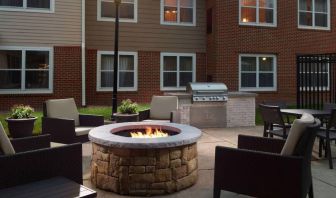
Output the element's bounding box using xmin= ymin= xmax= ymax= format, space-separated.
xmin=86 ymin=50 xmax=207 ymax=105
xmin=208 ymin=0 xmax=336 ymax=104
xmin=0 ymin=46 xmax=82 ymax=111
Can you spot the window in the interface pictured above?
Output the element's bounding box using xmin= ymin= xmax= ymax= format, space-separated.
xmin=161 ymin=53 xmax=196 ymax=90
xmin=0 ymin=47 xmax=53 ymax=94
xmin=239 ymin=0 xmax=277 ymax=26
xmin=161 ymin=0 xmax=196 ymax=26
xmin=97 ymin=51 xmax=137 ymax=91
xmin=97 ymin=0 xmax=137 ymax=22
xmin=239 ymin=54 xmax=277 ymax=91
xmin=299 ymin=61 xmax=330 ymax=90
xmin=298 ymin=0 xmax=330 ymax=29
xmin=0 ymin=0 xmax=54 ymax=12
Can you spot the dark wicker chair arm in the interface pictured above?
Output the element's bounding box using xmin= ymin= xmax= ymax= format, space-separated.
xmin=139 ymin=109 xmax=150 ymax=121
xmin=79 ymin=114 xmax=104 ymax=126
xmin=171 ymin=110 xmax=181 ymax=123
xmin=42 ymin=117 xmax=75 ymax=143
xmin=10 ymin=134 xmax=51 ymax=153
xmin=214 ymin=146 xmax=304 ymax=198
xmin=0 ymin=143 xmax=82 ymax=189
xmin=238 ymin=134 xmax=286 ymax=153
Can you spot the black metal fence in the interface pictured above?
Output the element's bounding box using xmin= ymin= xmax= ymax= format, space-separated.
xmin=297 ymin=54 xmax=336 ymax=109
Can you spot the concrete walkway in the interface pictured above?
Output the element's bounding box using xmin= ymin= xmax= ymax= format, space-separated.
xmin=82 ymin=126 xmax=336 ymax=198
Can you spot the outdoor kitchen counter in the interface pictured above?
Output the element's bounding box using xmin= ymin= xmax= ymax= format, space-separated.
xmin=165 ymin=91 xmax=257 ymax=128
xmin=226 ymin=92 xmax=257 ymax=127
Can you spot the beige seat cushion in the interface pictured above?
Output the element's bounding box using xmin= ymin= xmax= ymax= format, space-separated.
xmin=142 ymin=119 xmax=170 ymax=123
xmin=0 ymin=122 xmax=15 ymax=155
xmin=149 ymin=96 xmax=178 ymax=120
xmin=50 ymin=142 xmax=67 ymax=148
xmin=75 ymin=127 xmax=94 ymax=136
xmin=281 ymin=113 xmax=315 ymax=156
xmin=46 ymin=98 xmax=80 ymax=126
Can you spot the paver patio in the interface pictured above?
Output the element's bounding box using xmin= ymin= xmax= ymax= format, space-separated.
xmin=82 ymin=126 xmax=336 ymax=198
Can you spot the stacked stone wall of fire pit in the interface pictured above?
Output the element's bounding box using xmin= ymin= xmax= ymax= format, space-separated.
xmin=91 ymin=142 xmax=198 ymax=196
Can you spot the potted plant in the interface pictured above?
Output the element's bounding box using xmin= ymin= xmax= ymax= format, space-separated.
xmin=114 ymin=99 xmax=139 ymax=123
xmin=6 ymin=104 xmax=37 ymax=138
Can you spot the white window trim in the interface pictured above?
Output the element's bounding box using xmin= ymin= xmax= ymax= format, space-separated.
xmin=239 ymin=0 xmax=277 ymax=27
xmin=97 ymin=0 xmax=138 ymax=23
xmin=160 ymin=0 xmax=197 ymax=26
xmin=97 ymin=51 xmax=138 ymax=92
xmin=239 ymin=54 xmax=277 ymax=92
xmin=160 ymin=52 xmax=196 ymax=91
xmin=0 ymin=46 xmax=54 ymax=94
xmin=298 ymin=0 xmax=331 ymax=30
xmin=0 ymin=0 xmax=55 ymax=13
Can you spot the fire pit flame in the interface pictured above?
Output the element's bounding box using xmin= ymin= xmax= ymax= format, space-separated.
xmin=130 ymin=127 xmax=169 ymax=138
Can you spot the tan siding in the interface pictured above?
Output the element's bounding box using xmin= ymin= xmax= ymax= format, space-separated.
xmin=0 ymin=0 xmax=82 ymax=46
xmin=86 ymin=0 xmax=206 ymax=52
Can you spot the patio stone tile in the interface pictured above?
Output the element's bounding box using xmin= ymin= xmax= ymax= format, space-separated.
xmin=312 ymin=159 xmax=336 ymax=186
xmin=198 ymin=141 xmax=236 ymax=170
xmin=313 ymin=177 xmax=336 ymax=198
xmin=198 ymin=131 xmax=221 ymax=143
xmin=203 ymin=126 xmax=263 ymax=145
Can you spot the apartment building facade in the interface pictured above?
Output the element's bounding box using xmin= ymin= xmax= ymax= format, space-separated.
xmin=207 ymin=0 xmax=336 ymax=103
xmin=0 ymin=0 xmax=335 ymax=110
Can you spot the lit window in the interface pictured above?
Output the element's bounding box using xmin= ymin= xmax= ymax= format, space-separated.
xmin=161 ymin=0 xmax=196 ymax=26
xmin=239 ymin=0 xmax=276 ymax=26
xmin=161 ymin=53 xmax=196 ymax=90
xmin=98 ymin=0 xmax=137 ymax=22
xmin=97 ymin=51 xmax=137 ymax=91
xmin=0 ymin=47 xmax=53 ymax=94
xmin=0 ymin=0 xmax=53 ymax=12
xmin=239 ymin=54 xmax=277 ymax=91
xmin=298 ymin=0 xmax=330 ymax=29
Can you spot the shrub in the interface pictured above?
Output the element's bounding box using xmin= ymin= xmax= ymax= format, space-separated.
xmin=9 ymin=105 xmax=35 ymax=119
xmin=119 ymin=99 xmax=138 ymax=114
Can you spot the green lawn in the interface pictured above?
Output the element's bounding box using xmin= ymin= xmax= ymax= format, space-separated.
xmin=0 ymin=104 xmax=150 ymax=136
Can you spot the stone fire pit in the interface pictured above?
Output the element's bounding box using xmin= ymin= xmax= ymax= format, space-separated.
xmin=89 ymin=122 xmax=202 ymax=196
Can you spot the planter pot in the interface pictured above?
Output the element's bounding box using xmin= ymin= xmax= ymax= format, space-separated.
xmin=5 ymin=117 xmax=37 ymax=138
xmin=114 ymin=113 xmax=139 ymax=123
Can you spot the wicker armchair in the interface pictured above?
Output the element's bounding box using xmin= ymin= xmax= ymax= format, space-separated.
xmin=42 ymin=98 xmax=104 ymax=143
xmin=0 ymin=134 xmax=82 ymax=189
xmin=139 ymin=96 xmax=179 ymax=123
xmin=214 ymin=118 xmax=320 ymax=198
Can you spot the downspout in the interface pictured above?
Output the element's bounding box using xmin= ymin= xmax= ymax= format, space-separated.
xmin=81 ymin=0 xmax=86 ymax=106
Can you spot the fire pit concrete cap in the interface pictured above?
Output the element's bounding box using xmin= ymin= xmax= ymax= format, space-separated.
xmin=89 ymin=122 xmax=202 ymax=149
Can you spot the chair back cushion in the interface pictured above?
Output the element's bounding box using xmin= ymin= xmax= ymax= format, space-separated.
xmin=281 ymin=113 xmax=315 ymax=156
xmin=0 ymin=122 xmax=15 ymax=155
xmin=150 ymin=96 xmax=178 ymax=120
xmin=45 ymin=98 xmax=80 ymax=126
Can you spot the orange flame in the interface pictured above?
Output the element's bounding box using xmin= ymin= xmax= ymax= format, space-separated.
xmin=130 ymin=127 xmax=168 ymax=138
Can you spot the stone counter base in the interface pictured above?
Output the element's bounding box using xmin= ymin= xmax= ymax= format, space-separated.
xmin=91 ymin=143 xmax=198 ymax=196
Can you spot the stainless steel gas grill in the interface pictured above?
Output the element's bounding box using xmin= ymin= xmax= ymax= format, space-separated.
xmin=187 ymin=83 xmax=228 ymax=103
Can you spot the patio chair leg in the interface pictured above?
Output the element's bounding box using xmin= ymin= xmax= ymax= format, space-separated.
xmin=319 ymin=139 xmax=323 ymax=158
xmin=263 ymin=125 xmax=268 ymax=137
xmin=309 ymin=183 xmax=314 ymax=198
xmin=213 ymin=188 xmax=221 ymax=198
xmin=326 ymin=141 xmax=333 ymax=169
